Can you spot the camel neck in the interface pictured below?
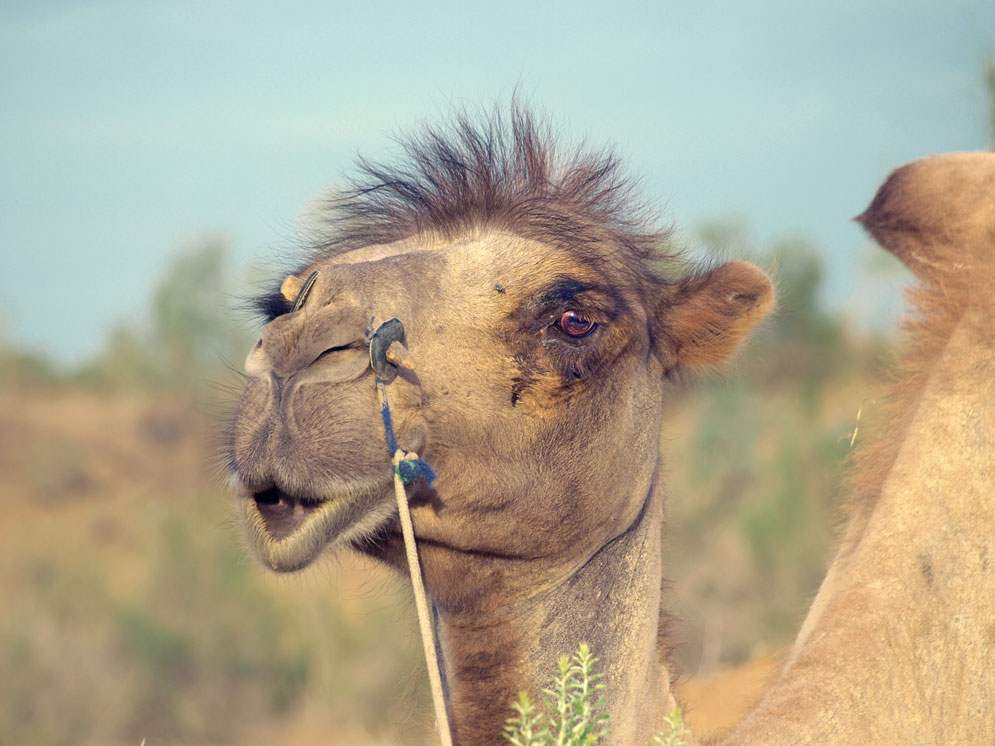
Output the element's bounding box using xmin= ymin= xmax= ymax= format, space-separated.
xmin=724 ymin=300 xmax=995 ymax=746
xmin=433 ymin=474 xmax=676 ymax=746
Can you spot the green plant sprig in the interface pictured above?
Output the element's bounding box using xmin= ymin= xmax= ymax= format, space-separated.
xmin=503 ymin=643 xmax=691 ymax=746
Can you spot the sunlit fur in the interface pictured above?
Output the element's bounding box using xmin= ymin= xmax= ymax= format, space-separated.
xmin=227 ymin=107 xmax=773 ymax=746
xmin=724 ymin=152 xmax=995 ymax=746
xmin=230 ymin=100 xmax=993 ymax=745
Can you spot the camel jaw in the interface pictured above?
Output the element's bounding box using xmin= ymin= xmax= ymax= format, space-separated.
xmin=234 ymin=481 xmax=394 ymax=573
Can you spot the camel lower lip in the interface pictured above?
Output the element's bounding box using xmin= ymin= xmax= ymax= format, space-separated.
xmin=236 ymin=478 xmax=394 ymax=573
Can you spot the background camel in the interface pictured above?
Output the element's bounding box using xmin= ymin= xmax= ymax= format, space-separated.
xmin=723 ymin=151 xmax=995 ymax=745
xmin=227 ymin=107 xmax=773 ymax=746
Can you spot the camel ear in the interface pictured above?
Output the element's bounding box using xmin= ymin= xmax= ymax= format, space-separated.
xmin=661 ymin=261 xmax=773 ymax=368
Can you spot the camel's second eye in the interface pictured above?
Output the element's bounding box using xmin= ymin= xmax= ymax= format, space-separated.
xmin=557 ymin=311 xmax=597 ymax=338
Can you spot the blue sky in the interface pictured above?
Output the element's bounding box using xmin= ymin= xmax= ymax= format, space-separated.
xmin=2 ymin=0 xmax=993 ymax=362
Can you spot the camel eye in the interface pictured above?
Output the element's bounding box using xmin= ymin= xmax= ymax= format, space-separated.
xmin=557 ymin=311 xmax=597 ymax=338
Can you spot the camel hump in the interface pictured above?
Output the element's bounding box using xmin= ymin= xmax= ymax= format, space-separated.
xmin=856 ymin=151 xmax=995 ymax=276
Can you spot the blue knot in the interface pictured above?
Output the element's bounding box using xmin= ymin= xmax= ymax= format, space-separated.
xmin=395 ymin=457 xmax=437 ymax=486
xmin=379 ymin=377 xmax=437 ymax=487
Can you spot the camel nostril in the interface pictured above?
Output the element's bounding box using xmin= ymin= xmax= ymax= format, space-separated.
xmin=259 ymin=303 xmax=370 ymax=380
xmin=313 ymin=341 xmax=364 ymax=367
xmin=253 ymin=487 xmax=283 ymax=506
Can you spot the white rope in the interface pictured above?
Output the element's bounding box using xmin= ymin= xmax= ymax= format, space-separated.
xmin=379 ymin=382 xmax=453 ymax=746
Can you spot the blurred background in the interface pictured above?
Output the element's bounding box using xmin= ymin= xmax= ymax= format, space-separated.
xmin=2 ymin=2 xmax=994 ymax=744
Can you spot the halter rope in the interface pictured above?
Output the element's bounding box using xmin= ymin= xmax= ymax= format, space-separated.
xmin=369 ymin=319 xmax=452 ymax=746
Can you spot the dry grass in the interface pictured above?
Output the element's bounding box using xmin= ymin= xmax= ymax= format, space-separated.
xmin=0 ymin=367 xmax=849 ymax=744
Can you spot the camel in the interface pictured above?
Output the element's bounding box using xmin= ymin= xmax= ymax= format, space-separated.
xmin=721 ymin=151 xmax=995 ymax=745
xmin=226 ymin=104 xmax=994 ymax=744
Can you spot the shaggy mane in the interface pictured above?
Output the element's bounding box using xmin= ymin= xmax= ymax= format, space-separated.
xmin=309 ymin=104 xmax=677 ymax=277
xmin=848 ymin=247 xmax=974 ymax=515
xmin=254 ymin=105 xmax=681 ymax=320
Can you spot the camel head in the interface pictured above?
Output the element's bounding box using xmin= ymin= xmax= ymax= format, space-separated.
xmin=226 ymin=110 xmax=773 ymax=613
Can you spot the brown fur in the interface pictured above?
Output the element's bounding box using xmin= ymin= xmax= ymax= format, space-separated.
xmin=725 ymin=152 xmax=995 ymax=746
xmin=850 ymin=152 xmax=994 ymax=518
xmin=229 ymin=112 xmax=994 ymax=745
xmin=255 ymin=105 xmax=678 ymax=325
xmin=315 ymin=105 xmax=670 ymax=265
xmin=230 ymin=103 xmax=995 ymax=746
xmin=227 ymin=108 xmax=772 ymax=746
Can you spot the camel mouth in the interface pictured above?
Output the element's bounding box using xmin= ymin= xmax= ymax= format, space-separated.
xmin=251 ymin=487 xmax=326 ymax=541
xmin=236 ymin=479 xmax=395 ymax=573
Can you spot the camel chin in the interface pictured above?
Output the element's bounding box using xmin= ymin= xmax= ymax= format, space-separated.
xmin=235 ymin=480 xmax=396 ymax=573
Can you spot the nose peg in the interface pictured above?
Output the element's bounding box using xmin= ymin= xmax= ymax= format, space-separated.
xmin=386 ymin=341 xmax=416 ymax=371
xmin=369 ymin=318 xmax=416 ymax=383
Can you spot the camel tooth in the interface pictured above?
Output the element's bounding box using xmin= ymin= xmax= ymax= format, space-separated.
xmin=385 ymin=340 xmax=417 ymax=371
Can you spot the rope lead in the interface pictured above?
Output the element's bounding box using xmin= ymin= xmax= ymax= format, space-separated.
xmin=378 ymin=384 xmax=436 ymax=485
xmin=369 ymin=319 xmax=451 ymax=746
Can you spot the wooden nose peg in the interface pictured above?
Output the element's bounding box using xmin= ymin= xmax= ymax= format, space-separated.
xmin=385 ymin=340 xmax=416 ymax=371
xmin=368 ymin=318 xmax=414 ymax=384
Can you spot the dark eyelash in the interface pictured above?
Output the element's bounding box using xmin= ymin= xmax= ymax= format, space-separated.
xmin=254 ymin=291 xmax=292 ymax=322
xmin=548 ymin=342 xmax=605 ymax=381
